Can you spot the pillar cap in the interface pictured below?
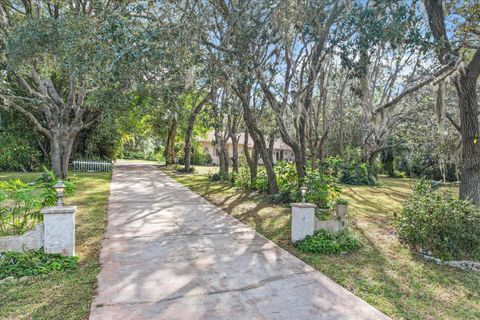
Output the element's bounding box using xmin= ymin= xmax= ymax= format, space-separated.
xmin=41 ymin=206 xmax=77 ymax=214
xmin=291 ymin=203 xmax=317 ymax=208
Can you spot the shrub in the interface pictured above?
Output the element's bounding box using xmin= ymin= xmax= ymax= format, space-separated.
xmin=191 ymin=145 xmax=212 ymax=165
xmin=174 ymin=165 xmax=195 ymax=173
xmin=294 ymin=229 xmax=360 ymax=254
xmin=0 ymin=250 xmax=78 ymax=279
xmin=0 ymin=180 xmax=41 ymax=236
xmin=0 ymin=141 xmax=42 ymax=172
xmin=269 ymin=190 xmax=295 ymax=204
xmin=321 ymin=157 xmax=377 ymax=186
xmin=304 ymin=170 xmax=340 ymax=208
xmin=0 ymin=112 xmax=45 ymax=171
xmin=251 ymin=167 xmax=268 ymax=192
xmin=395 ymin=181 xmax=480 ymax=261
xmin=0 ymin=169 xmax=75 ymax=236
xmin=233 ymin=166 xmax=251 ymax=189
xmin=393 ymin=170 xmax=407 ymax=179
xmin=208 ymin=172 xmax=222 ymax=181
xmin=233 ymin=162 xmax=340 ymax=208
xmin=274 ymin=161 xmax=298 ymax=194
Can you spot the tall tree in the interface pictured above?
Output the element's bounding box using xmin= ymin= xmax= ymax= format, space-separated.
xmin=0 ymin=1 xmax=136 ymax=177
xmin=255 ymin=0 xmax=344 ymax=182
xmin=183 ymin=90 xmax=211 ymax=171
xmin=199 ymin=0 xmax=280 ymax=193
xmin=421 ymin=0 xmax=480 ymax=205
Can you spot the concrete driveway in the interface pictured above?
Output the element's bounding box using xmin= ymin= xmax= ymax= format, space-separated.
xmin=89 ymin=163 xmax=389 ymax=320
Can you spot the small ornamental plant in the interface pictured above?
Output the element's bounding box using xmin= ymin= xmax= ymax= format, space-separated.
xmin=334 ymin=198 xmax=349 ymax=205
xmin=294 ymin=229 xmax=360 ymax=255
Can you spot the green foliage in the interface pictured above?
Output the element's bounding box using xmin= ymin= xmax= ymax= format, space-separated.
xmin=322 ymin=157 xmax=378 ymax=186
xmin=304 ymin=170 xmax=340 ymax=208
xmin=251 ymin=167 xmax=269 ymax=192
xmin=393 ymin=170 xmax=407 ymax=179
xmin=0 ymin=135 xmax=41 ymax=172
xmin=76 ymin=114 xmax=122 ymax=161
xmin=395 ymin=181 xmax=480 ymax=261
xmin=0 ymin=180 xmax=42 ymax=236
xmin=0 ymin=169 xmax=75 ymax=236
xmin=177 ymin=142 xmax=212 ymax=166
xmin=412 ymin=179 xmax=442 ymax=194
xmin=175 ymin=165 xmax=195 ymax=173
xmin=0 ymin=250 xmax=78 ymax=280
xmin=294 ymin=229 xmax=360 ymax=254
xmin=0 ymin=112 xmax=45 ymax=171
xmin=208 ymin=172 xmax=223 ymax=181
xmin=335 ymin=197 xmax=349 ymax=205
xmin=234 ymin=162 xmax=340 ymax=208
xmin=36 ymin=168 xmax=76 ymax=207
xmin=232 ymin=166 xmax=252 ymax=189
xmin=191 ymin=144 xmax=212 ymax=165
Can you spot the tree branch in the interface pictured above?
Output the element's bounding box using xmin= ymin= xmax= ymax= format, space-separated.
xmin=375 ymin=65 xmax=455 ymax=113
xmin=446 ymin=113 xmax=461 ymax=133
xmin=1 ymin=103 xmax=52 ymax=139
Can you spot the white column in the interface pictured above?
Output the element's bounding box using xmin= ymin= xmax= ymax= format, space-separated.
xmin=291 ymin=203 xmax=317 ymax=242
xmin=41 ymin=206 xmax=76 ymax=256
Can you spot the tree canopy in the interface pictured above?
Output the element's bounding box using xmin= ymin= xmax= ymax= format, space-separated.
xmin=1 ymin=0 xmax=479 ymax=205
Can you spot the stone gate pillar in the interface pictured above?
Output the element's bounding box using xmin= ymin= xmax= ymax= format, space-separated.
xmin=41 ymin=206 xmax=76 ymax=256
xmin=291 ymin=203 xmax=316 ymax=242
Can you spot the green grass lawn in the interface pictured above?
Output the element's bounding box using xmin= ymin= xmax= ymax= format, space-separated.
xmin=164 ymin=165 xmax=480 ymax=320
xmin=0 ymin=171 xmax=112 ymax=320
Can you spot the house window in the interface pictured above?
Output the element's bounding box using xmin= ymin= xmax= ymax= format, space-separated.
xmin=276 ymin=151 xmax=280 ymax=161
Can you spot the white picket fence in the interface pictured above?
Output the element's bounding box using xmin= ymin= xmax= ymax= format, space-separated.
xmin=72 ymin=160 xmax=112 ymax=172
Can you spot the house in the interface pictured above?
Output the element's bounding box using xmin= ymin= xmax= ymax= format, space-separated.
xmin=196 ymin=131 xmax=294 ymax=165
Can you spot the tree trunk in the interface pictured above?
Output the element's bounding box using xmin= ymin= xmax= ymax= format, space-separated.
xmin=228 ymin=113 xmax=240 ymax=174
xmin=294 ymin=151 xmax=306 ymax=183
xmin=183 ymin=126 xmax=193 ymax=170
xmin=422 ymin=0 xmax=480 ymax=205
xmin=267 ymin=132 xmax=275 ymax=163
xmin=367 ymin=149 xmax=379 ymax=169
xmin=298 ymin=116 xmax=308 ymax=182
xmin=231 ymin=135 xmax=239 ymax=174
xmin=251 ymin=145 xmax=259 ymax=181
xmin=311 ymin=149 xmax=318 ymax=170
xmin=233 ymin=85 xmax=278 ymax=194
xmin=243 ymin=129 xmax=258 ymax=182
xmin=49 ymin=131 xmax=77 ymax=179
xmin=381 ymin=148 xmax=395 ymax=177
xmin=311 ymin=129 xmax=329 ymax=170
xmin=165 ymin=120 xmax=177 ymax=165
xmin=214 ymin=128 xmax=229 ymax=178
xmin=222 ymin=141 xmax=229 ymax=176
xmin=241 ymin=97 xmax=278 ymax=194
xmin=183 ymin=96 xmax=209 ymax=172
xmin=50 ymin=137 xmax=62 ymax=178
xmin=456 ymin=78 xmax=480 ymax=205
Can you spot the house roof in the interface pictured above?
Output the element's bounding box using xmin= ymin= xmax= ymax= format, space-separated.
xmin=196 ymin=131 xmax=292 ymax=151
